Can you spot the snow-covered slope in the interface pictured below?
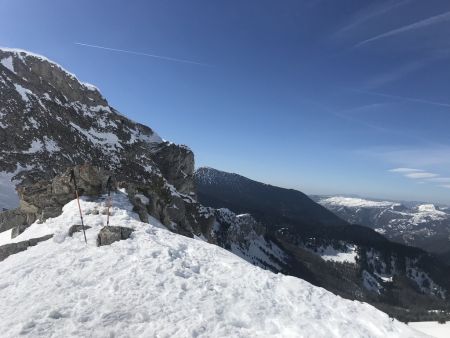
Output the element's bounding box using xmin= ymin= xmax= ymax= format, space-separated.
xmin=0 ymin=193 xmax=423 ymax=337
xmin=316 ymin=196 xmax=450 ymax=257
xmin=409 ymin=322 xmax=450 ymax=338
xmin=320 ymin=196 xmax=400 ymax=209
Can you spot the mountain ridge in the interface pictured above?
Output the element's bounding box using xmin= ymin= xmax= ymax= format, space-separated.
xmin=195 ymin=166 xmax=450 ymax=321
xmin=195 ymin=166 xmax=348 ymax=227
xmin=315 ymin=195 xmax=450 ymax=262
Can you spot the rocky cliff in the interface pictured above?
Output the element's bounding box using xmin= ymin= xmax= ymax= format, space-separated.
xmin=0 ymin=48 xmax=205 ymax=234
xmin=0 ymin=48 xmax=194 ymax=207
xmin=0 ymin=48 xmax=261 ymax=255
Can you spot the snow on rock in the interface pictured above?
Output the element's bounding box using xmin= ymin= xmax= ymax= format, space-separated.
xmin=363 ymin=270 xmax=383 ymax=295
xmin=0 ymin=55 xmax=15 ymax=73
xmin=24 ymin=139 xmax=44 ymax=154
xmin=316 ymin=244 xmax=357 ymax=264
xmin=406 ymin=263 xmax=446 ymax=299
xmin=317 ymin=195 xmax=450 ymax=256
xmin=320 ymin=196 xmax=399 ymax=208
xmin=0 ymin=193 xmax=423 ymax=338
xmin=83 ymin=82 xmax=99 ymax=92
xmin=412 ymin=205 xmax=447 ymax=224
xmin=134 ymin=193 xmax=150 ymax=205
xmin=302 ymin=241 xmax=358 ymax=264
xmin=0 ymin=47 xmax=96 ymax=91
xmin=43 ymin=137 xmax=61 ymax=153
xmin=14 ymin=83 xmax=33 ymax=103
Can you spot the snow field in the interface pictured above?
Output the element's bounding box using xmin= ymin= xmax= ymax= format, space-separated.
xmin=0 ymin=192 xmax=424 ymax=337
xmin=409 ymin=322 xmax=450 ymax=338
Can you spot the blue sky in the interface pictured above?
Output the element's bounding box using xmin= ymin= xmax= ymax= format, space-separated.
xmin=2 ymin=0 xmax=450 ymax=204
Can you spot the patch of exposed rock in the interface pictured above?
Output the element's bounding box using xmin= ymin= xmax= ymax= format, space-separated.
xmin=96 ymin=226 xmax=134 ymax=246
xmin=0 ymin=234 xmax=53 ymax=262
xmin=3 ymin=165 xmax=113 ymax=237
xmin=68 ymin=224 xmax=92 ymax=237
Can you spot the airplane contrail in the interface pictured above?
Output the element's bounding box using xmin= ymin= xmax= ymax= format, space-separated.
xmin=74 ymin=42 xmax=212 ymax=67
xmin=350 ymin=88 xmax=450 ymax=108
xmin=355 ymin=10 xmax=450 ymax=47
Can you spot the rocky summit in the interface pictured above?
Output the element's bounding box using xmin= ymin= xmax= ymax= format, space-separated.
xmin=0 ymin=48 xmax=206 ymax=236
xmin=0 ymin=48 xmax=265 ymax=256
xmin=0 ymin=48 xmax=193 ymax=208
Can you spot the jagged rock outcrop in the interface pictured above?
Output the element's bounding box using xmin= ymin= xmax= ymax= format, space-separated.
xmin=0 ymin=209 xmax=27 ymax=233
xmin=212 ymin=208 xmax=287 ymax=272
xmin=125 ymin=179 xmax=216 ymax=240
xmin=4 ymin=165 xmax=113 ymax=236
xmin=0 ymin=48 xmax=194 ymax=210
xmin=151 ymin=142 xmax=195 ymax=196
xmin=2 ymin=159 xmax=215 ymax=244
xmin=214 ymin=208 xmax=266 ymax=246
xmin=0 ymin=48 xmax=203 ymax=239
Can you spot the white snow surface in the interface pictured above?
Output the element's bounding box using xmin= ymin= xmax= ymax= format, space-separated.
xmin=412 ymin=204 xmax=447 ymax=223
xmin=362 ymin=270 xmax=383 ymax=295
xmin=0 ymin=193 xmax=424 ymax=338
xmin=24 ymin=139 xmax=44 ymax=154
xmin=320 ymin=196 xmax=399 ymax=208
xmin=409 ymin=322 xmax=450 ymax=338
xmin=0 ymin=55 xmax=15 ymax=73
xmin=14 ymin=83 xmax=33 ymax=103
xmin=317 ymin=244 xmax=357 ymax=263
xmin=0 ymin=229 xmax=12 ymax=244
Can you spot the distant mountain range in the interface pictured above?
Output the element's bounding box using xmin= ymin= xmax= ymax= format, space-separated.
xmin=314 ymin=195 xmax=450 ymax=264
xmin=195 ymin=167 xmax=450 ymax=321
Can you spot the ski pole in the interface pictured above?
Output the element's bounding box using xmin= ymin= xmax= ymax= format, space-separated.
xmin=70 ymin=169 xmax=87 ymax=244
xmin=106 ymin=176 xmax=112 ymax=227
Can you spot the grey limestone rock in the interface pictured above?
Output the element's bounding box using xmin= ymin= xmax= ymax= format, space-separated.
xmin=68 ymin=224 xmax=92 ymax=237
xmin=0 ymin=234 xmax=53 ymax=262
xmin=96 ymin=226 xmax=134 ymax=246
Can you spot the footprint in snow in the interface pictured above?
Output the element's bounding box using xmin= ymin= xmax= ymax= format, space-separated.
xmin=20 ymin=321 xmax=36 ymax=334
xmin=48 ymin=310 xmax=65 ymax=319
xmin=151 ymin=250 xmax=161 ymax=258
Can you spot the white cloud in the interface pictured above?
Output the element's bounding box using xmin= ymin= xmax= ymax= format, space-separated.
xmin=364 ymin=146 xmax=450 ymax=167
xmin=389 ymin=168 xmax=439 ymax=179
xmin=388 ymin=168 xmax=423 ymax=173
xmin=427 ymin=177 xmax=450 ymax=183
xmin=441 ymin=185 xmax=450 ymax=189
xmin=404 ymin=172 xmax=439 ymax=179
